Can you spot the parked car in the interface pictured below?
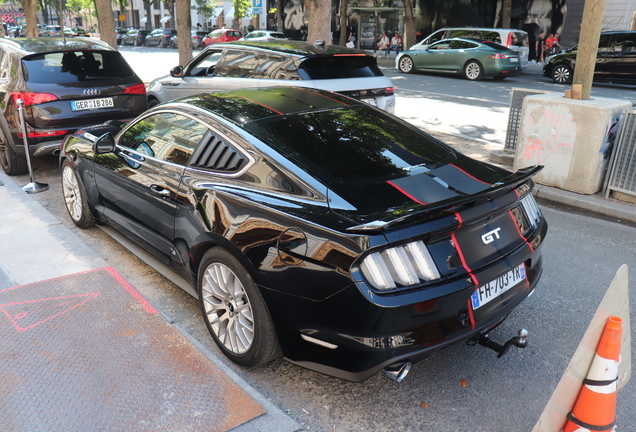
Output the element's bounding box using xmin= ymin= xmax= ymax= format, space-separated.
xmin=410 ymin=27 xmax=530 ymax=69
xmin=145 ymin=28 xmax=178 ymax=48
xmin=169 ymin=30 xmax=209 ymax=49
xmin=202 ymin=28 xmax=242 ymax=46
xmin=396 ymin=38 xmax=522 ymax=81
xmin=147 ymin=41 xmax=396 ymax=113
xmin=120 ymin=29 xmax=149 ymax=46
xmin=0 ymin=38 xmax=147 ymax=176
xmin=59 ymin=86 xmax=547 ymax=382
xmin=39 ymin=25 xmax=61 ymax=37
xmin=543 ymin=31 xmax=636 ymax=84
xmin=239 ymin=30 xmax=288 ymax=42
xmin=68 ymin=27 xmax=89 ymax=37
xmin=116 ymin=28 xmax=128 ymax=45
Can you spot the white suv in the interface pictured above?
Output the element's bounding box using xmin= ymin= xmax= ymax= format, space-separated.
xmin=147 ymin=41 xmax=395 ymax=113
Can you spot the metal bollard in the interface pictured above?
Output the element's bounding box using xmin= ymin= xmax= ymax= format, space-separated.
xmin=16 ymin=99 xmax=48 ymax=194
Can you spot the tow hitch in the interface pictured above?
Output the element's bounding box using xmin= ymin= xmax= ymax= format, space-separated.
xmin=467 ymin=329 xmax=528 ymax=358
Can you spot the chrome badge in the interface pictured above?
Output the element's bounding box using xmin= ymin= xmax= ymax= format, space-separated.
xmin=83 ymin=89 xmax=101 ymax=96
xmin=481 ymin=227 xmax=501 ymax=245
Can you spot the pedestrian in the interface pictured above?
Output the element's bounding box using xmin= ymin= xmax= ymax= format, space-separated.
xmin=551 ymin=33 xmax=562 ymax=53
xmin=347 ymin=26 xmax=357 ymax=48
xmin=545 ymin=33 xmax=557 ymax=56
xmin=378 ymin=32 xmax=390 ymax=58
xmin=388 ymin=32 xmax=402 ymax=57
xmin=535 ymin=31 xmax=545 ymax=64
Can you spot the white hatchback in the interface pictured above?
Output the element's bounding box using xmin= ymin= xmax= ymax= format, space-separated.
xmin=147 ymin=41 xmax=395 ymax=113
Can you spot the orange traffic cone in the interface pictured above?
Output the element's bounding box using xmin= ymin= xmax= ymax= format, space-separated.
xmin=563 ymin=316 xmax=622 ymax=432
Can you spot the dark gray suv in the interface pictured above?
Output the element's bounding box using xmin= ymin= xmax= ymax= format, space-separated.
xmin=0 ymin=38 xmax=147 ymax=176
xmin=543 ymin=31 xmax=636 ymax=84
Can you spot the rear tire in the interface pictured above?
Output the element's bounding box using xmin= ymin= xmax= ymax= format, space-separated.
xmin=0 ymin=129 xmax=27 ymax=176
xmin=551 ymin=64 xmax=572 ymax=84
xmin=397 ymin=56 xmax=414 ymax=74
xmin=464 ymin=60 xmax=483 ymax=81
xmin=198 ymin=248 xmax=281 ymax=367
xmin=61 ymin=160 xmax=95 ymax=229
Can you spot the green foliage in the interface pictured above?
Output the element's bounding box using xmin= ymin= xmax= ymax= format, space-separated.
xmin=192 ymin=0 xmax=218 ymax=20
xmin=233 ymin=0 xmax=252 ymax=20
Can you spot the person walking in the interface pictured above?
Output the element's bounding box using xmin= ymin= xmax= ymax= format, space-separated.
xmin=535 ymin=31 xmax=545 ymax=64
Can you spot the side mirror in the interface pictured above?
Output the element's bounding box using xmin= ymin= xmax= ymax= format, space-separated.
xmin=93 ymin=132 xmax=116 ymax=154
xmin=170 ymin=65 xmax=183 ymax=77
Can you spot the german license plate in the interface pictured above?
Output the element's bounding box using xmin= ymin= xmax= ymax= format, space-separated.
xmin=471 ymin=264 xmax=526 ymax=310
xmin=362 ymin=98 xmax=377 ymax=106
xmin=510 ymin=58 xmax=519 ymax=62
xmin=71 ymin=98 xmax=114 ymax=111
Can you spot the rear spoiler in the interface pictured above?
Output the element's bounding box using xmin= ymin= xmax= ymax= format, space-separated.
xmin=345 ymin=165 xmax=543 ymax=232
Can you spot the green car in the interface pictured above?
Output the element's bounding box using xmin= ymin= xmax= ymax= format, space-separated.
xmin=396 ymin=38 xmax=522 ymax=81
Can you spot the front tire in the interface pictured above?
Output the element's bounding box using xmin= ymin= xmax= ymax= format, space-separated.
xmin=397 ymin=55 xmax=414 ymax=74
xmin=61 ymin=160 xmax=95 ymax=229
xmin=464 ymin=60 xmax=483 ymax=81
xmin=551 ymin=64 xmax=572 ymax=84
xmin=198 ymin=248 xmax=280 ymax=367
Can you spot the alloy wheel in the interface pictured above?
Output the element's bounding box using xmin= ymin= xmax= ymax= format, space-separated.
xmin=552 ymin=65 xmax=572 ymax=84
xmin=62 ymin=165 xmax=83 ymax=222
xmin=201 ymin=262 xmax=255 ymax=355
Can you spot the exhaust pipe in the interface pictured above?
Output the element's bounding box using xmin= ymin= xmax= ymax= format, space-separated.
xmin=384 ymin=361 xmax=411 ymax=382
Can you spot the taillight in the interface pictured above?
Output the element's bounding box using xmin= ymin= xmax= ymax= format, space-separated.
xmin=507 ymin=33 xmax=512 ymax=47
xmin=385 ymin=87 xmax=395 ymax=96
xmin=124 ymin=83 xmax=147 ymax=95
xmin=10 ymin=91 xmax=58 ymax=107
xmin=489 ymin=54 xmax=509 ymax=59
xmin=18 ymin=129 xmax=67 ymax=138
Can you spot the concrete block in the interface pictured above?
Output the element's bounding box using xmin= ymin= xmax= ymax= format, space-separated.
xmin=514 ymin=93 xmax=631 ymax=195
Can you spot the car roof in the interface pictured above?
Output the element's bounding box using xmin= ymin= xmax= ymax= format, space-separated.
xmin=208 ymin=40 xmax=370 ymax=57
xmin=0 ymin=37 xmax=114 ymax=55
xmin=170 ymin=87 xmax=362 ymax=126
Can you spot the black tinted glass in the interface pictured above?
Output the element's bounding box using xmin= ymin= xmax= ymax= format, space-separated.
xmin=298 ymin=56 xmax=382 ymax=79
xmin=23 ymin=51 xmax=135 ymax=83
xmin=244 ymin=106 xmax=454 ymax=183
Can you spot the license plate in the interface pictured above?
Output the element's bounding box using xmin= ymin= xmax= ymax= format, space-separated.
xmin=71 ymin=98 xmax=114 ymax=111
xmin=471 ymin=264 xmax=526 ymax=310
xmin=362 ymin=98 xmax=377 ymax=106
xmin=510 ymin=58 xmax=519 ymax=62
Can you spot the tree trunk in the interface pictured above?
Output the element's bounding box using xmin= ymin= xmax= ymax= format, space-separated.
xmin=276 ymin=0 xmax=283 ymax=32
xmin=24 ymin=0 xmax=39 ymax=37
xmin=402 ymin=0 xmax=416 ymax=51
xmin=177 ymin=0 xmax=193 ymax=65
xmin=305 ymin=0 xmax=331 ymax=46
xmin=502 ymin=0 xmax=511 ymax=29
xmin=95 ymin=0 xmax=117 ymax=48
xmin=338 ymin=0 xmax=348 ymax=46
xmin=144 ymin=0 xmax=152 ymax=30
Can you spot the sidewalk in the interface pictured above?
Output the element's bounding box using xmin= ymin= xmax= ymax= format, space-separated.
xmin=0 ymin=171 xmax=300 ymax=431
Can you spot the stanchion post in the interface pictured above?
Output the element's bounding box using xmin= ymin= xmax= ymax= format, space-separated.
xmin=16 ymin=98 xmax=48 ymax=194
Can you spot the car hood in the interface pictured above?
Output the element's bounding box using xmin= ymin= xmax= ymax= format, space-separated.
xmin=327 ymin=158 xmax=541 ymax=231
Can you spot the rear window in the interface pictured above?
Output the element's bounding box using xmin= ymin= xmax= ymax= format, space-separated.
xmin=271 ymin=33 xmax=287 ymax=39
xmin=511 ymin=31 xmax=529 ymax=47
xmin=298 ymin=56 xmax=383 ymax=80
xmin=226 ymin=31 xmax=241 ymax=38
xmin=23 ymin=51 xmax=135 ymax=83
xmin=244 ymin=106 xmax=454 ymax=183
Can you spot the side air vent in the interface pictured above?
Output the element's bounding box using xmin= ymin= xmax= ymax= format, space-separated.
xmin=189 ymin=133 xmax=246 ymax=174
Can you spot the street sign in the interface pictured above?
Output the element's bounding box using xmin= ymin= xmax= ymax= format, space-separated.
xmin=252 ymin=0 xmax=262 ymax=7
xmin=252 ymin=7 xmax=263 ymax=14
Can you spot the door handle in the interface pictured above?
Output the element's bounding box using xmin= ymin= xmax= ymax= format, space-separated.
xmin=150 ymin=184 xmax=171 ymax=196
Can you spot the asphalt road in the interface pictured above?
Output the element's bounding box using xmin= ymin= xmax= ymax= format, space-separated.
xmin=8 ymin=47 xmax=636 ymax=431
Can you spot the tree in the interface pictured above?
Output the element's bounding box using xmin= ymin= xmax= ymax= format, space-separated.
xmin=502 ymin=0 xmax=511 ymax=29
xmin=402 ymin=0 xmax=416 ymax=51
xmin=232 ymin=0 xmax=251 ymax=29
xmin=24 ymin=0 xmax=39 ymax=36
xmin=177 ymin=0 xmax=193 ymax=65
xmin=192 ymin=0 xmax=218 ymax=30
xmin=276 ymin=0 xmax=283 ymax=32
xmin=338 ymin=0 xmax=348 ymax=46
xmin=95 ymin=0 xmax=117 ymax=48
xmin=305 ymin=0 xmax=330 ymax=45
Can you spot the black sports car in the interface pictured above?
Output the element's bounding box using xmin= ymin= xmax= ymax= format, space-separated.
xmin=60 ymin=87 xmax=547 ymax=382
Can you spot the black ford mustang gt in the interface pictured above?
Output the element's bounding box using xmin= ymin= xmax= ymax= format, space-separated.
xmin=59 ymin=87 xmax=547 ymax=382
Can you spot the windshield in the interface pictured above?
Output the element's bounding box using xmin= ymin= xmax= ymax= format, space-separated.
xmin=243 ymin=105 xmax=455 ymax=184
xmin=23 ymin=51 xmax=135 ymax=83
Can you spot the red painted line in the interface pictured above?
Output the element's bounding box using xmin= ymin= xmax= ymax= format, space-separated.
xmin=466 ymin=299 xmax=476 ymax=330
xmin=295 ymin=87 xmax=349 ymax=106
xmin=449 ymin=164 xmax=493 ymax=185
xmin=508 ymin=209 xmax=534 ymax=252
xmin=386 ymin=180 xmax=427 ymax=205
xmin=105 ymin=267 xmax=157 ymax=314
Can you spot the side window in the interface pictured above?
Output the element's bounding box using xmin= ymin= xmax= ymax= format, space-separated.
xmin=430 ymin=41 xmax=451 ymax=50
xmin=120 ymin=112 xmax=208 ymax=166
xmin=451 ymin=40 xmax=477 ymax=49
xmin=256 ymin=54 xmax=287 ymax=79
xmin=215 ymin=50 xmax=259 ymax=78
xmin=427 ymin=30 xmax=447 ymax=44
xmin=612 ymin=33 xmax=636 ymax=52
xmin=186 ymin=50 xmax=223 ymax=76
xmin=598 ymin=34 xmax=612 ymax=51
